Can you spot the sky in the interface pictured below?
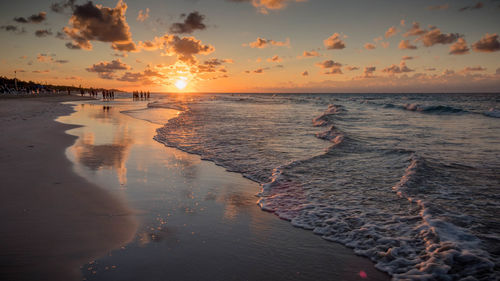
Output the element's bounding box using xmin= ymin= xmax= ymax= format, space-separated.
xmin=0 ymin=0 xmax=499 ymax=93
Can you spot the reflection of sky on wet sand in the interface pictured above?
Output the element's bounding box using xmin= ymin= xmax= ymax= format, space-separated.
xmin=59 ymin=100 xmax=388 ymax=281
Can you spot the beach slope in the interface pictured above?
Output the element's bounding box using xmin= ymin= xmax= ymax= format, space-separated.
xmin=0 ymin=96 xmax=137 ymax=281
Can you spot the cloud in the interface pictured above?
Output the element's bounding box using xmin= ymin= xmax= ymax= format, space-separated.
xmin=300 ymin=50 xmax=320 ymax=58
xmin=427 ymin=4 xmax=449 ymax=10
xmin=472 ymin=33 xmax=500 ymax=53
xmin=443 ymin=69 xmax=455 ymax=75
xmin=117 ymin=67 xmax=164 ymax=83
xmin=382 ymin=61 xmax=414 ymax=74
xmin=385 ymin=26 xmax=398 ymax=38
xmin=37 ymin=53 xmax=54 ymax=62
xmin=462 ymin=66 xmax=486 ymax=73
xmin=362 ymin=66 xmax=376 ymax=78
xmin=324 ymin=68 xmax=343 ymax=75
xmin=302 ymin=70 xmax=308 ymax=76
xmin=398 ymin=39 xmax=417 ymax=49
xmin=51 ymin=0 xmax=76 ymax=13
xmin=197 ymin=58 xmax=233 ymax=73
xmin=246 ymin=37 xmax=290 ymax=48
xmin=139 ymin=34 xmax=215 ymax=64
xmin=63 ymin=0 xmax=136 ymax=51
xmin=137 ymin=8 xmax=150 ymax=22
xmin=0 ymin=25 xmax=26 ymax=34
xmin=228 ymin=0 xmax=306 ymax=14
xmin=315 ymin=60 xmax=342 ymax=74
xmin=380 ymin=41 xmax=390 ymax=48
xmin=86 ymin=59 xmax=131 ymax=79
xmin=420 ymin=29 xmax=460 ymax=47
xmin=161 ymin=35 xmax=215 ymax=64
xmin=35 ymin=29 xmax=53 ymax=37
xmin=459 ymin=2 xmax=483 ymax=11
xmin=449 ymin=38 xmax=470 ymax=55
xmin=403 ymin=22 xmax=427 ymax=37
xmin=345 ymin=66 xmax=359 ymax=71
xmin=14 ymin=12 xmax=47 ymax=24
xmin=324 ymin=33 xmax=346 ymax=50
xmin=32 ymin=70 xmax=50 ymax=73
xmin=267 ymin=55 xmax=282 ymax=62
xmin=170 ymin=11 xmax=206 ymax=34
xmin=36 ymin=53 xmax=69 ymax=64
xmin=65 ymin=42 xmax=81 ymax=49
xmin=55 ymin=31 xmax=67 ymax=39
xmin=401 ymin=56 xmax=414 ymax=60
xmin=364 ymin=43 xmax=376 ymax=50
xmin=315 ymin=60 xmax=342 ymax=69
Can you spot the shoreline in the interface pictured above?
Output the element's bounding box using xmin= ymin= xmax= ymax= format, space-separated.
xmin=0 ymin=95 xmax=137 ymax=281
xmin=58 ymin=99 xmax=390 ymax=281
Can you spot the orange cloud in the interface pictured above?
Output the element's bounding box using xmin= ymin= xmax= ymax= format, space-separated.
xmin=364 ymin=43 xmax=376 ymax=50
xmin=137 ymin=8 xmax=149 ymax=22
xmin=324 ymin=33 xmax=346 ymax=50
xmin=403 ymin=22 xmax=427 ymax=37
xmin=449 ymin=38 xmax=470 ymax=55
xmin=382 ymin=61 xmax=414 ymax=74
xmin=472 ymin=33 xmax=500 ymax=53
xmin=300 ymin=50 xmax=320 ymax=58
xmin=246 ymin=37 xmax=290 ymax=48
xmin=420 ymin=29 xmax=460 ymax=47
xmin=139 ymin=34 xmax=215 ymax=64
xmin=399 ymin=39 xmax=417 ymax=50
xmin=229 ymin=0 xmax=306 ymax=14
xmin=267 ymin=55 xmax=282 ymax=62
xmin=362 ymin=66 xmax=376 ymax=78
xmin=385 ymin=26 xmax=398 ymax=38
xmin=345 ymin=66 xmax=359 ymax=71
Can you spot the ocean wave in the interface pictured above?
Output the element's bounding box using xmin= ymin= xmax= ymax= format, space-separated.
xmin=147 ymin=100 xmax=186 ymax=111
xmin=312 ymin=104 xmax=344 ymax=127
xmin=483 ymin=108 xmax=500 ymax=118
xmin=258 ymin=153 xmax=498 ymax=280
xmin=403 ymin=103 xmax=467 ymax=114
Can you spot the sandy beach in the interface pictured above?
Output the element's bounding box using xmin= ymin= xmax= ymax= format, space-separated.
xmin=0 ymin=96 xmax=390 ymax=280
xmin=0 ymin=96 xmax=137 ymax=281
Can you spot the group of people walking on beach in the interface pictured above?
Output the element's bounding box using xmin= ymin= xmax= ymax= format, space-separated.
xmin=132 ymin=90 xmax=150 ymax=100
xmin=82 ymin=89 xmax=115 ymax=100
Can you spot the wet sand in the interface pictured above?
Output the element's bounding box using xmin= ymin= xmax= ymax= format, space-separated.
xmin=58 ymin=99 xmax=390 ymax=281
xmin=0 ymin=96 xmax=137 ymax=281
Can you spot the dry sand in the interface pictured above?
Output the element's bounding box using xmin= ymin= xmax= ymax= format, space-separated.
xmin=0 ymin=95 xmax=137 ymax=281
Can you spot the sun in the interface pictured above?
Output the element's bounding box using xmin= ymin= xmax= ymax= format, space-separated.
xmin=175 ymin=78 xmax=188 ymax=90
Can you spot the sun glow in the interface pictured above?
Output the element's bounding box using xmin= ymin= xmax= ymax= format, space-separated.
xmin=175 ymin=78 xmax=188 ymax=90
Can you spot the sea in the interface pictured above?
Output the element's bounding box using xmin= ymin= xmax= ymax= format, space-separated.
xmin=132 ymin=93 xmax=499 ymax=280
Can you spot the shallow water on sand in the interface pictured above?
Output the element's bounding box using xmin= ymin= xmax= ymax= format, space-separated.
xmin=59 ymin=99 xmax=389 ymax=281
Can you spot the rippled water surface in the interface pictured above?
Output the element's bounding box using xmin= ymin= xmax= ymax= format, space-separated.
xmin=152 ymin=93 xmax=500 ymax=280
